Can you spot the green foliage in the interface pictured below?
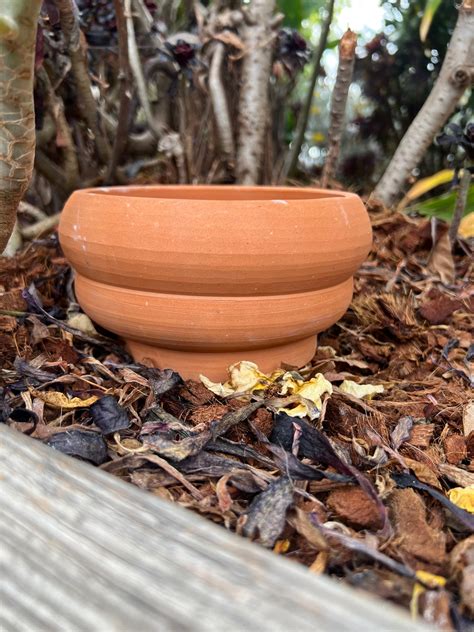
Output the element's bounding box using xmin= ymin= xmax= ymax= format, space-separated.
xmin=420 ymin=0 xmax=442 ymax=41
xmin=277 ymin=0 xmax=314 ymax=29
xmin=408 ymin=186 xmax=474 ymax=221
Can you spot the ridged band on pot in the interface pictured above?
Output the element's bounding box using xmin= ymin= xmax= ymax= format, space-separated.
xmin=59 ymin=185 xmax=372 ymax=297
xmin=75 ymin=274 xmax=353 ymax=351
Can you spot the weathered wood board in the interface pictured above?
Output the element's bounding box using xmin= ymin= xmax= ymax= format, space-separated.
xmin=0 ymin=425 xmax=428 ymax=631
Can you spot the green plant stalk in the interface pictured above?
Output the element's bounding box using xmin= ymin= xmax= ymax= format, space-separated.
xmin=280 ymin=0 xmax=335 ymax=182
xmin=0 ymin=0 xmax=42 ymax=253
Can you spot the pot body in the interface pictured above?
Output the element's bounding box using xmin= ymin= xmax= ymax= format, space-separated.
xmin=59 ymin=186 xmax=372 ymax=380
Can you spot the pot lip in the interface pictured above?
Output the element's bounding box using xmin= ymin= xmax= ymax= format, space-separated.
xmin=68 ymin=184 xmax=360 ymax=204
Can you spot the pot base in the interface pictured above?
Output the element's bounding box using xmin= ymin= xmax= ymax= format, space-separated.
xmin=126 ymin=336 xmax=317 ymax=381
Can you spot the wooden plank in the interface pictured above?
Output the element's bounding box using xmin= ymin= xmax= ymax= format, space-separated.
xmin=0 ymin=425 xmax=427 ymax=632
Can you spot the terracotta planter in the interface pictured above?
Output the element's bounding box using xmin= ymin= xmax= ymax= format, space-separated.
xmin=59 ymin=186 xmax=372 ymax=380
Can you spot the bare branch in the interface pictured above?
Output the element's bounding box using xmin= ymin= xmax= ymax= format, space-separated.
xmin=209 ymin=41 xmax=235 ymax=165
xmin=280 ymin=0 xmax=335 ymax=182
xmin=321 ymin=29 xmax=357 ymax=189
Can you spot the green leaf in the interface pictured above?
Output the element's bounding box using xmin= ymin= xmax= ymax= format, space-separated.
xmin=419 ymin=0 xmax=442 ymax=42
xmin=407 ymin=185 xmax=474 ymax=221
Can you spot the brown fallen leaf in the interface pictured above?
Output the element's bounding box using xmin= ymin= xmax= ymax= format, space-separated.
xmin=427 ymin=229 xmax=455 ymax=285
xmin=404 ymin=457 xmax=442 ymax=490
xmin=29 ymin=389 xmax=99 ymax=409
xmin=242 ymin=476 xmax=293 ymax=548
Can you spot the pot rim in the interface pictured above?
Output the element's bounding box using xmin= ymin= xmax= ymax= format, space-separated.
xmin=72 ymin=184 xmax=358 ymax=203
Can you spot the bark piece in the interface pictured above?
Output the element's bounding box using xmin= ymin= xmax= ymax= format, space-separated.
xmin=444 ymin=434 xmax=467 ymax=465
xmin=326 ymin=486 xmax=382 ymax=530
xmin=389 ymin=488 xmax=446 ymax=565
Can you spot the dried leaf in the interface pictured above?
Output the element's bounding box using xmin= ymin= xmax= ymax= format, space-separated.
xmin=428 ymin=230 xmax=455 ymax=285
xmin=216 ymin=474 xmax=233 ymax=512
xmin=404 ymin=457 xmax=442 ymax=489
xmin=339 ymin=380 xmax=384 ymax=400
xmin=67 ymin=312 xmax=98 ymax=336
xmin=391 ymin=416 xmax=414 ymax=450
xmin=90 ymin=396 xmax=130 ymax=434
xmin=243 ymin=476 xmax=293 ymax=547
xmin=46 ymin=429 xmax=108 ymax=465
xmin=30 ymin=389 xmax=99 ymax=409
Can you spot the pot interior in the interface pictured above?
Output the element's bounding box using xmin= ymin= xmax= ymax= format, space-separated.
xmin=91 ymin=185 xmax=348 ymax=202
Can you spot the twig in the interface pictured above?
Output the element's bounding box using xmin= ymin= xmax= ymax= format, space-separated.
xmin=320 ymin=29 xmax=357 ymax=189
xmin=124 ymin=0 xmax=164 ymax=138
xmin=280 ymin=0 xmax=335 ymax=182
xmin=20 ymin=213 xmax=60 ymax=240
xmin=36 ymin=67 xmax=79 ymax=191
xmin=54 ymin=0 xmax=111 ymax=164
xmin=372 ymin=0 xmax=474 ymax=207
xmin=209 ymin=41 xmax=235 ymax=165
xmin=236 ymin=0 xmax=276 ymax=185
xmin=449 ymin=167 xmax=472 ymax=245
xmin=106 ymin=0 xmax=133 ymax=183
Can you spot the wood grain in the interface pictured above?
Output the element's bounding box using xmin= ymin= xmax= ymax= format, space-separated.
xmin=0 ymin=425 xmax=427 ymax=631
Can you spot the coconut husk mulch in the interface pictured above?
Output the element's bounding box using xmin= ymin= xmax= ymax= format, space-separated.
xmin=1 ymin=207 xmax=473 ymax=629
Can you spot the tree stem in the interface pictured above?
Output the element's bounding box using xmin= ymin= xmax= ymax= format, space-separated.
xmin=321 ymin=29 xmax=357 ymax=189
xmin=372 ymin=0 xmax=474 ymax=208
xmin=280 ymin=0 xmax=335 ymax=182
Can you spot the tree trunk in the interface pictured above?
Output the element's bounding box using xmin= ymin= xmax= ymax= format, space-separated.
xmin=0 ymin=0 xmax=42 ymax=252
xmin=372 ymin=0 xmax=474 ymax=208
xmin=236 ymin=0 xmax=276 ymax=185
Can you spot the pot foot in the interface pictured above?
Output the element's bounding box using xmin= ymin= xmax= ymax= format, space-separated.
xmin=126 ymin=336 xmax=317 ymax=382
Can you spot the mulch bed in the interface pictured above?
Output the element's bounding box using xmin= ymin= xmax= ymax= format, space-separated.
xmin=1 ymin=207 xmax=473 ymax=629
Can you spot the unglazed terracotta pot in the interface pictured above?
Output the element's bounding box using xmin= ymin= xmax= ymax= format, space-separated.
xmin=59 ymin=186 xmax=372 ymax=380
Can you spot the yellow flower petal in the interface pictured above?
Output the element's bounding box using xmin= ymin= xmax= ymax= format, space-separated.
xmin=415 ymin=570 xmax=446 ymax=588
xmin=447 ymin=486 xmax=474 ymax=513
xmin=278 ymin=373 xmax=332 ymax=420
xmin=199 ymin=374 xmax=234 ymax=397
xmin=339 ymin=380 xmax=384 ymax=400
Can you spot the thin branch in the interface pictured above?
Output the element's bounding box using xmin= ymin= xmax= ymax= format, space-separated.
xmin=372 ymin=0 xmax=474 ymax=207
xmin=124 ymin=0 xmax=164 ymax=138
xmin=54 ymin=0 xmax=111 ymax=164
xmin=321 ymin=29 xmax=357 ymax=189
xmin=106 ymin=0 xmax=133 ymax=183
xmin=20 ymin=213 xmax=60 ymax=240
xmin=209 ymin=41 xmax=235 ymax=165
xmin=37 ymin=67 xmax=79 ymax=191
xmin=280 ymin=0 xmax=335 ymax=182
xmin=449 ymin=168 xmax=472 ymax=245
